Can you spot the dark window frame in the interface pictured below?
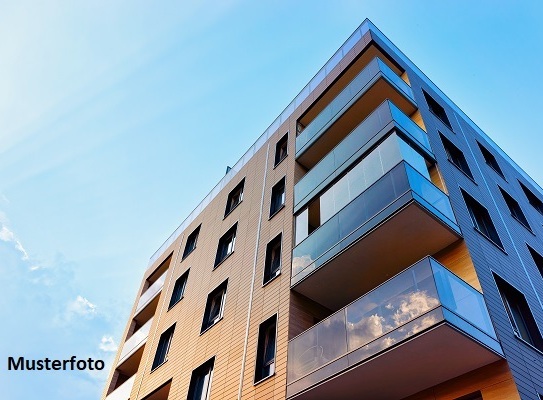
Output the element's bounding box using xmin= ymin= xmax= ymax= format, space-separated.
xmin=201 ymin=280 xmax=228 ymax=333
xmin=187 ymin=357 xmax=215 ymax=400
xmin=269 ymin=177 xmax=286 ymax=218
xmin=254 ymin=314 xmax=277 ymax=384
xmin=527 ymin=245 xmax=543 ymax=279
xmin=477 ymin=141 xmax=506 ymax=179
xmin=224 ymin=179 xmax=245 ymax=217
xmin=168 ymin=269 xmax=189 ymax=310
xmin=498 ymin=186 xmax=532 ymax=232
xmin=214 ymin=223 xmax=237 ymax=267
xmin=461 ymin=190 xmax=504 ymax=250
xmin=151 ymin=324 xmax=175 ymax=371
xmin=274 ymin=133 xmax=288 ymax=167
xmin=263 ymin=234 xmax=282 ymax=285
xmin=519 ymin=181 xmax=543 ymax=216
xmin=494 ymin=274 xmax=543 ymax=352
xmin=439 ymin=133 xmax=475 ymax=180
xmin=182 ymin=225 xmax=201 ymax=260
xmin=422 ymin=90 xmax=452 ymax=129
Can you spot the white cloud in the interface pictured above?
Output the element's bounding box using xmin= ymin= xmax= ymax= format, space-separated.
xmin=0 ymin=224 xmax=29 ymax=260
xmin=66 ymin=295 xmax=97 ymax=319
xmin=99 ymin=335 xmax=118 ymax=353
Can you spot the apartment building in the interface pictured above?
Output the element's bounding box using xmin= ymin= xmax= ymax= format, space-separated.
xmin=102 ymin=19 xmax=543 ymax=400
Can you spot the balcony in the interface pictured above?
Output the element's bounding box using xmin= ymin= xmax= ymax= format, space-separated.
xmin=134 ymin=271 xmax=167 ymax=316
xmin=296 ymin=57 xmax=416 ymax=169
xmin=294 ymin=100 xmax=431 ymax=213
xmin=118 ymin=317 xmax=153 ymax=366
xmin=105 ymin=375 xmax=135 ymax=400
xmin=292 ymin=161 xmax=461 ymax=310
xmin=287 ymin=257 xmax=503 ymax=400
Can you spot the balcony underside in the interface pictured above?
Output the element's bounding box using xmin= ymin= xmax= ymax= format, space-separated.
xmin=117 ymin=345 xmax=144 ymax=376
xmin=292 ymin=199 xmax=460 ymax=310
xmin=286 ymin=322 xmax=502 ymax=400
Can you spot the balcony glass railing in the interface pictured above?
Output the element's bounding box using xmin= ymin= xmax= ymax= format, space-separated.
xmin=287 ymin=257 xmax=497 ymax=385
xmin=294 ymin=100 xmax=430 ymax=211
xmin=135 ymin=272 xmax=167 ymax=315
xmin=105 ymin=375 xmax=135 ymax=400
xmin=296 ymin=57 xmax=414 ymax=158
xmin=292 ymin=162 xmax=458 ymax=285
xmin=118 ymin=317 xmax=153 ymax=365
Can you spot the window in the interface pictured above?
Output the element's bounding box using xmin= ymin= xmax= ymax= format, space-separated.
xmin=477 ymin=141 xmax=505 ymax=179
xmin=225 ymin=179 xmax=245 ymax=217
xmin=214 ymin=224 xmax=237 ymax=267
xmin=254 ymin=315 xmax=277 ymax=383
xmin=440 ymin=133 xmax=474 ymax=180
xmin=519 ymin=181 xmax=543 ymax=215
xmin=495 ymin=274 xmax=543 ymax=351
xmin=168 ymin=270 xmax=189 ymax=309
xmin=527 ymin=245 xmax=543 ymax=278
xmin=187 ymin=358 xmax=214 ymax=400
xmin=274 ymin=133 xmax=288 ymax=166
xmin=270 ymin=177 xmax=286 ymax=217
xmin=201 ymin=280 xmax=228 ymax=332
xmin=422 ymin=90 xmax=452 ymax=129
xmin=499 ymin=187 xmax=531 ymax=231
xmin=264 ymin=234 xmax=282 ymax=284
xmin=461 ymin=190 xmax=503 ymax=248
xmin=182 ymin=225 xmax=201 ymax=259
xmin=151 ymin=324 xmax=175 ymax=370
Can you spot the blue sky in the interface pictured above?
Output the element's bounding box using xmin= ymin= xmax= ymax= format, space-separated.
xmin=1 ymin=1 xmax=542 ymax=399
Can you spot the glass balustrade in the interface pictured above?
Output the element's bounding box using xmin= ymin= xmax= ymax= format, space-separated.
xmin=105 ymin=375 xmax=135 ymax=400
xmin=118 ymin=317 xmax=154 ymax=364
xmin=135 ymin=272 xmax=167 ymax=315
xmin=287 ymin=257 xmax=497 ymax=385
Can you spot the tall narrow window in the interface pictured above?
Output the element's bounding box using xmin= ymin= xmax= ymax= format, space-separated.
xmin=182 ymin=225 xmax=201 ymax=259
xmin=461 ymin=190 xmax=503 ymax=248
xmin=270 ymin=177 xmax=286 ymax=217
xmin=422 ymin=90 xmax=452 ymax=129
xmin=151 ymin=324 xmax=175 ymax=370
xmin=495 ymin=275 xmax=543 ymax=351
xmin=499 ymin=187 xmax=531 ymax=231
xmin=201 ymin=280 xmax=228 ymax=333
xmin=264 ymin=234 xmax=282 ymax=284
xmin=274 ymin=133 xmax=288 ymax=166
xmin=477 ymin=141 xmax=505 ymax=179
xmin=440 ymin=133 xmax=474 ymax=179
xmin=519 ymin=181 xmax=543 ymax=215
xmin=214 ymin=224 xmax=237 ymax=267
xmin=168 ymin=270 xmax=189 ymax=309
xmin=527 ymin=245 xmax=543 ymax=278
xmin=225 ymin=179 xmax=245 ymax=217
xmin=187 ymin=358 xmax=214 ymax=400
xmin=254 ymin=315 xmax=277 ymax=383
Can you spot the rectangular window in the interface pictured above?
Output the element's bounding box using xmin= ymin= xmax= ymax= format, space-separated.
xmin=499 ymin=187 xmax=531 ymax=231
xmin=495 ymin=274 xmax=543 ymax=351
xmin=477 ymin=141 xmax=505 ymax=179
xmin=187 ymin=358 xmax=214 ymax=400
xmin=254 ymin=315 xmax=277 ymax=383
xmin=274 ymin=133 xmax=288 ymax=166
xmin=182 ymin=225 xmax=201 ymax=259
xmin=214 ymin=223 xmax=237 ymax=267
xmin=440 ymin=133 xmax=474 ymax=180
xmin=519 ymin=181 xmax=543 ymax=215
xmin=270 ymin=177 xmax=286 ymax=217
xmin=201 ymin=280 xmax=228 ymax=333
xmin=168 ymin=270 xmax=189 ymax=309
xmin=454 ymin=391 xmax=483 ymax=400
xmin=461 ymin=190 xmax=503 ymax=249
xmin=151 ymin=324 xmax=175 ymax=370
xmin=264 ymin=234 xmax=282 ymax=284
xmin=224 ymin=179 xmax=245 ymax=217
xmin=527 ymin=245 xmax=543 ymax=278
xmin=422 ymin=90 xmax=452 ymax=129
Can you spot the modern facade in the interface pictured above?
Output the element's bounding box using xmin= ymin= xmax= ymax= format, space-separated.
xmin=102 ymin=20 xmax=543 ymax=400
